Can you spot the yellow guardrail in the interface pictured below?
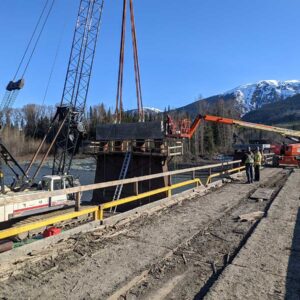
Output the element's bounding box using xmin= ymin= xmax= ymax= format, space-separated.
xmin=0 ymin=206 xmax=100 ymax=240
xmin=0 ymin=162 xmax=246 ymax=241
xmin=101 ymin=178 xmax=201 ymax=211
xmin=3 ymin=160 xmax=243 ymax=205
xmin=205 ymin=166 xmax=245 ymax=185
xmin=0 ymin=179 xmax=201 ymax=240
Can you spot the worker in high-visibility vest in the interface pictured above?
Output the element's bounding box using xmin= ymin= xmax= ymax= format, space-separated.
xmin=244 ymin=147 xmax=254 ymax=184
xmin=254 ymin=147 xmax=262 ymax=181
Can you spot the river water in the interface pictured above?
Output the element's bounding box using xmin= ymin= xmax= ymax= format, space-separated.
xmin=2 ymin=157 xmax=236 ymax=202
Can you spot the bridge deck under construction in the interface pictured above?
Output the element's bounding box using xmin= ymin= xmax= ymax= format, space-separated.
xmin=0 ymin=167 xmax=299 ymax=299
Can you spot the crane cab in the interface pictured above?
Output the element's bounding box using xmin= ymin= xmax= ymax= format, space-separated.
xmin=40 ymin=175 xmax=76 ymax=194
xmin=0 ymin=175 xmax=79 ymax=223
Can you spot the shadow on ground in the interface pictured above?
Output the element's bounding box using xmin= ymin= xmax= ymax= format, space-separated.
xmin=285 ymin=207 xmax=300 ymax=299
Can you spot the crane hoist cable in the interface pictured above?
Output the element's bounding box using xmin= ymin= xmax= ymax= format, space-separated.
xmin=129 ymin=0 xmax=143 ymax=123
xmin=115 ymin=0 xmax=144 ymax=123
xmin=115 ymin=0 xmax=127 ymax=123
xmin=0 ymin=0 xmax=56 ymax=187
xmin=0 ymin=0 xmax=55 ymax=114
xmin=31 ymin=18 xmax=68 ymax=141
xmin=13 ymin=0 xmax=53 ymax=81
xmin=21 ymin=0 xmax=56 ymax=79
xmin=24 ymin=0 xmax=105 ymax=179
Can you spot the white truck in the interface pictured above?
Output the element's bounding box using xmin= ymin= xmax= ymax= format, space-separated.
xmin=0 ymin=175 xmax=77 ymax=222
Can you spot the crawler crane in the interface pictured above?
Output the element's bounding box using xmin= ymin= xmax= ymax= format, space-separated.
xmin=0 ymin=0 xmax=104 ymax=224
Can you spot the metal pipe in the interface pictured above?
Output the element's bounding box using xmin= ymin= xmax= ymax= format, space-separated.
xmin=25 ymin=111 xmax=59 ymax=176
xmin=31 ymin=114 xmax=68 ymax=181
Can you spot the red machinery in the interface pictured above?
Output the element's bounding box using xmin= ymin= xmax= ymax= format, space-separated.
xmin=165 ymin=114 xmax=300 ymax=167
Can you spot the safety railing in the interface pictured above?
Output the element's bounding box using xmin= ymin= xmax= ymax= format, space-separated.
xmin=167 ymin=144 xmax=184 ymax=156
xmin=0 ymin=160 xmax=244 ymax=241
xmin=0 ymin=206 xmax=100 ymax=240
xmin=100 ymin=178 xmax=201 ymax=212
xmin=206 ymin=165 xmax=245 ymax=185
xmin=83 ymin=139 xmax=184 ymax=157
xmin=263 ymin=153 xmax=274 ymax=164
xmin=0 ymin=179 xmax=201 ymax=240
xmin=1 ymin=160 xmax=243 ymax=206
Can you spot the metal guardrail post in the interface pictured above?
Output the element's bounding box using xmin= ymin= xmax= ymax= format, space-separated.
xmin=97 ymin=207 xmax=103 ymax=221
xmin=134 ymin=181 xmax=139 ymax=195
xmin=75 ymin=192 xmax=81 ymax=211
xmin=168 ymin=175 xmax=172 ymax=198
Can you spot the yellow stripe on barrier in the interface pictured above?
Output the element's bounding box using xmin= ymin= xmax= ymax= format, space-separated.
xmin=0 ymin=163 xmax=246 ymax=241
xmin=0 ymin=206 xmax=99 ymax=240
xmin=206 ymin=166 xmax=245 ymax=185
xmin=101 ymin=179 xmax=201 ymax=210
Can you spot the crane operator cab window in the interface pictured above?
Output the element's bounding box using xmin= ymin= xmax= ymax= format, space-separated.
xmin=53 ymin=179 xmax=63 ymax=191
xmin=41 ymin=178 xmax=51 ymax=191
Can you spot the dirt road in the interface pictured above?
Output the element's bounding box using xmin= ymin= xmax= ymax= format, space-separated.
xmin=205 ymin=169 xmax=300 ymax=300
xmin=0 ymin=168 xmax=290 ymax=299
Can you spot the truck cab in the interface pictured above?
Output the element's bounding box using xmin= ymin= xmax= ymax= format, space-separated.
xmin=0 ymin=175 xmax=79 ymax=222
xmin=40 ymin=175 xmax=77 ymax=194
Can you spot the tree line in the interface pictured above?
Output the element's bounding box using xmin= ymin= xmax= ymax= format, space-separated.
xmin=0 ymin=99 xmax=252 ymax=160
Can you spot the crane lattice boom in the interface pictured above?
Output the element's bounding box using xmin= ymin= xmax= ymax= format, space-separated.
xmin=52 ymin=0 xmax=104 ymax=175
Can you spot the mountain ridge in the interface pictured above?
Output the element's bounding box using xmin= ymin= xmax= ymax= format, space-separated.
xmin=224 ymin=80 xmax=300 ymax=113
xmin=173 ymin=79 xmax=300 ymax=118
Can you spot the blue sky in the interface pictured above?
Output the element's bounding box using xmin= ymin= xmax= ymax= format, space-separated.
xmin=0 ymin=0 xmax=299 ymax=111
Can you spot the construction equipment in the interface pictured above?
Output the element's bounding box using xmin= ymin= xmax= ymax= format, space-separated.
xmin=165 ymin=114 xmax=300 ymax=167
xmin=0 ymin=0 xmax=104 ymax=224
xmin=0 ymin=175 xmax=76 ymax=223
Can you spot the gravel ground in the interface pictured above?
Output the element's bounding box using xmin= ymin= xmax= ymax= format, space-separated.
xmin=0 ymin=168 xmax=289 ymax=299
xmin=204 ymin=169 xmax=300 ymax=300
xmin=123 ymin=168 xmax=289 ymax=300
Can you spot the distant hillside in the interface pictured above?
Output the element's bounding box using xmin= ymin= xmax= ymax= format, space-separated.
xmin=242 ymin=94 xmax=300 ymax=129
xmin=175 ymin=94 xmax=240 ymax=118
xmin=225 ymin=80 xmax=300 ymax=113
xmin=175 ymin=80 xmax=300 ymax=118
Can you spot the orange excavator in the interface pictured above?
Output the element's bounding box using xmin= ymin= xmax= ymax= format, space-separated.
xmin=165 ymin=114 xmax=300 ymax=167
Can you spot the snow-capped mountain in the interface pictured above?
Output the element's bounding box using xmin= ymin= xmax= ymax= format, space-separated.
xmin=126 ymin=107 xmax=162 ymax=115
xmin=224 ymin=80 xmax=300 ymax=113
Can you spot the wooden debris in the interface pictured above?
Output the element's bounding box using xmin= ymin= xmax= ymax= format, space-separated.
xmin=238 ymin=211 xmax=264 ymax=222
xmin=209 ymin=232 xmax=229 ymax=242
xmin=232 ymin=229 xmax=245 ymax=235
xmin=211 ymin=261 xmax=217 ymax=274
xmin=250 ymin=188 xmax=274 ymax=200
xmin=224 ymin=253 xmax=230 ymax=265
